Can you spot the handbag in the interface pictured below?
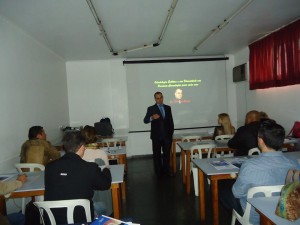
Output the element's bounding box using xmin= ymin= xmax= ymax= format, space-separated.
xmin=275 ymin=169 xmax=300 ymax=221
xmin=287 ymin=121 xmax=300 ymax=138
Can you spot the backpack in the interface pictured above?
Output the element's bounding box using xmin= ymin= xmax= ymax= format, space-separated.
xmin=94 ymin=117 xmax=114 ymax=136
xmin=287 ymin=121 xmax=300 ymax=138
xmin=275 ymin=169 xmax=300 ymax=221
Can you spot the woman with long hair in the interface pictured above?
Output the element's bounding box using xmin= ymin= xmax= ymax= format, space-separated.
xmin=213 ymin=113 xmax=235 ymax=139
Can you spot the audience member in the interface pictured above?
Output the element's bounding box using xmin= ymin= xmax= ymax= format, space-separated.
xmin=232 ymin=120 xmax=300 ymax=225
xmin=259 ymin=111 xmax=269 ymax=121
xmin=44 ymin=131 xmax=112 ymax=224
xmin=228 ymin=110 xmax=261 ymax=156
xmin=212 ymin=113 xmax=235 ymax=139
xmin=20 ymin=126 xmax=60 ymax=165
xmin=82 ymin=125 xmax=97 ymax=144
xmin=0 ymin=174 xmax=27 ymax=225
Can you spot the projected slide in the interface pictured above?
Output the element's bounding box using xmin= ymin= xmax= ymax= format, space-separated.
xmin=126 ymin=60 xmax=228 ymax=131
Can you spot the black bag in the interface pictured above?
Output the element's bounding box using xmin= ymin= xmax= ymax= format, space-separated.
xmin=24 ymin=200 xmax=41 ymax=225
xmin=94 ymin=117 xmax=114 ymax=136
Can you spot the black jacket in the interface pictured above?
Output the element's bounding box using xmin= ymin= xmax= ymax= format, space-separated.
xmin=228 ymin=121 xmax=261 ymax=156
xmin=143 ymin=104 xmax=174 ymax=140
xmin=44 ymin=152 xmax=112 ymax=223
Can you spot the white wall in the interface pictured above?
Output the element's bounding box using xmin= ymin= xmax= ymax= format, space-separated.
xmin=66 ymin=59 xmax=233 ymax=156
xmin=232 ymin=47 xmax=300 ymax=132
xmin=0 ymin=15 xmax=69 ymax=173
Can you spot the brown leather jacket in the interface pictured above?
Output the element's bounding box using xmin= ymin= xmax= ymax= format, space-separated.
xmin=20 ymin=139 xmax=60 ymax=165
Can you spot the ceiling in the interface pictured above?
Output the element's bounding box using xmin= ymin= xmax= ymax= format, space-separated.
xmin=0 ymin=0 xmax=299 ymax=61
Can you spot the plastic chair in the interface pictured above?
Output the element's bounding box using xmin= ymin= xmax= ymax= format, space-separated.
xmin=248 ymin=147 xmax=261 ymax=156
xmin=179 ymin=135 xmax=202 ymax=171
xmin=14 ymin=163 xmax=45 ymax=214
xmin=14 ymin=163 xmax=45 ymax=173
xmin=34 ymin=199 xmax=92 ymax=225
xmin=231 ymin=185 xmax=284 ymax=225
xmin=214 ymin=135 xmax=234 ymax=158
xmin=191 ymin=143 xmax=215 ymax=196
xmin=102 ymin=138 xmax=122 ymax=147
xmin=82 ymin=149 xmax=109 ymax=166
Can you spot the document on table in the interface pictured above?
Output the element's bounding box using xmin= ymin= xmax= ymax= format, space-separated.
xmin=210 ymin=160 xmax=238 ymax=170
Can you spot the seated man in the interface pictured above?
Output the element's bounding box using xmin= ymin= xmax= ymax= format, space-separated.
xmin=232 ymin=120 xmax=300 ymax=225
xmin=44 ymin=131 xmax=112 ymax=224
xmin=228 ymin=110 xmax=261 ymax=156
xmin=0 ymin=174 xmax=27 ymax=225
xmin=20 ymin=126 xmax=60 ymax=165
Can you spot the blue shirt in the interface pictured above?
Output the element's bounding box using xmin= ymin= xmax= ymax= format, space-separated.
xmin=232 ymin=151 xmax=300 ymax=225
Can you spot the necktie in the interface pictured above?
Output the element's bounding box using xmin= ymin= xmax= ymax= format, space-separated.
xmin=159 ymin=105 xmax=165 ymax=118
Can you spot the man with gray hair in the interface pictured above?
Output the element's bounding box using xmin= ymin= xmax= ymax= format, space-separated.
xmin=45 ymin=131 xmax=111 ymax=224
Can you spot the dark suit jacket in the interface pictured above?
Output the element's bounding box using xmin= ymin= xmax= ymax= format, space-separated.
xmin=143 ymin=104 xmax=174 ymax=140
xmin=44 ymin=153 xmax=112 ymax=223
xmin=228 ymin=121 xmax=261 ymax=156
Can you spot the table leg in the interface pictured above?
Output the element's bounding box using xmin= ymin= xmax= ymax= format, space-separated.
xmin=111 ymin=184 xmax=120 ymax=219
xmin=121 ymin=181 xmax=126 ymax=201
xmin=186 ymin=151 xmax=191 ymax=194
xmin=199 ymin=169 xmax=205 ymax=224
xmin=172 ymin=140 xmax=177 ymax=173
xmin=0 ymin=197 xmax=6 ymax=216
xmin=211 ymin=179 xmax=219 ymax=225
xmin=182 ymin=150 xmax=186 ymax=184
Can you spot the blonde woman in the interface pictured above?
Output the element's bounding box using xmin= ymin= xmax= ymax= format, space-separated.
xmin=213 ymin=113 xmax=235 ymax=139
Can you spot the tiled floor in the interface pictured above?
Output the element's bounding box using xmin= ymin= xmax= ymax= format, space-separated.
xmin=120 ymin=156 xmax=232 ymax=225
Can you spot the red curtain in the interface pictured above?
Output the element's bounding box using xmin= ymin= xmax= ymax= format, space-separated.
xmin=249 ymin=19 xmax=300 ymax=90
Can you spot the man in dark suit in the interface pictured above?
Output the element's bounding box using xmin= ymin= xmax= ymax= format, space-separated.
xmin=228 ymin=110 xmax=261 ymax=156
xmin=44 ymin=131 xmax=112 ymax=224
xmin=144 ymin=92 xmax=174 ymax=177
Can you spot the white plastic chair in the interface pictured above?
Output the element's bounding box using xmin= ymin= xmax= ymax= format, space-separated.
xmin=214 ymin=135 xmax=234 ymax=158
xmin=191 ymin=143 xmax=215 ymax=196
xmin=14 ymin=163 xmax=45 ymax=213
xmin=14 ymin=163 xmax=45 ymax=173
xmin=231 ymin=185 xmax=284 ymax=225
xmin=179 ymin=135 xmax=202 ymax=171
xmin=34 ymin=199 xmax=92 ymax=225
xmin=248 ymin=147 xmax=261 ymax=156
xmin=102 ymin=138 xmax=122 ymax=147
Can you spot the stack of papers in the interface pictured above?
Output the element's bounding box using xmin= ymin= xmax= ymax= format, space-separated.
xmin=91 ymin=215 xmax=139 ymax=225
xmin=210 ymin=158 xmax=246 ymax=170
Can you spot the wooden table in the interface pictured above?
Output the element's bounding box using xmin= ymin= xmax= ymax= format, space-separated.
xmin=0 ymin=164 xmax=125 ymax=219
xmin=177 ymin=139 xmax=235 ymax=194
xmin=248 ymin=196 xmax=300 ymax=225
xmin=170 ymin=132 xmax=212 ymax=173
xmin=192 ymin=151 xmax=300 ymax=225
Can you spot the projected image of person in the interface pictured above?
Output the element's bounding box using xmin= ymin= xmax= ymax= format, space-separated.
xmin=144 ymin=92 xmax=174 ymax=177
xmin=169 ymin=88 xmax=190 ymax=104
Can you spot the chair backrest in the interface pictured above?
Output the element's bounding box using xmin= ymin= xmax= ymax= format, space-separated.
xmin=25 ymin=146 xmax=45 ymax=164
xmin=82 ymin=149 xmax=109 ymax=166
xmin=214 ymin=135 xmax=234 ymax=158
xmin=214 ymin=134 xmax=234 ymax=141
xmin=34 ymin=199 xmax=92 ymax=225
xmin=241 ymin=185 xmax=284 ymax=224
xmin=181 ymin=135 xmax=202 ymax=142
xmin=190 ymin=144 xmax=216 ymax=159
xmin=248 ymin=147 xmax=261 ymax=156
xmin=14 ymin=163 xmax=45 ymax=173
xmin=103 ymin=138 xmax=122 ymax=147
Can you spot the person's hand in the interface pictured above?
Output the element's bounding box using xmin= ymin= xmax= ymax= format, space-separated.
xmin=17 ymin=174 xmax=27 ymax=183
xmin=152 ymin=114 xmax=160 ymax=120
